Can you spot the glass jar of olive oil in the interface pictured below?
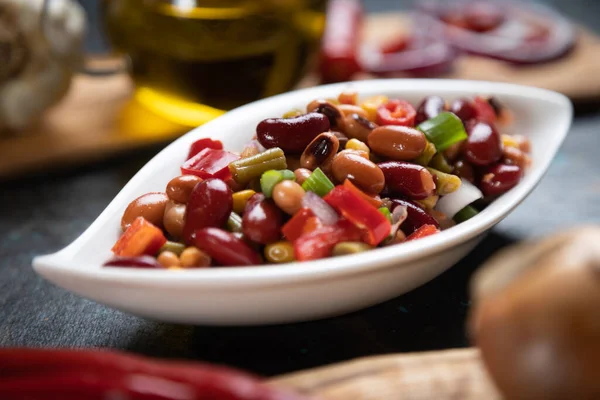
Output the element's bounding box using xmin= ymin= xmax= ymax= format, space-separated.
xmin=102 ymin=0 xmax=327 ymax=126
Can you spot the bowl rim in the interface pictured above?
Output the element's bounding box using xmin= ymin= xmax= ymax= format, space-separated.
xmin=33 ymin=79 xmax=573 ymax=288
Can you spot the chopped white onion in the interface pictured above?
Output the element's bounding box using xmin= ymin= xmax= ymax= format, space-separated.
xmin=386 ymin=205 xmax=408 ymax=242
xmin=301 ymin=191 xmax=339 ymax=225
xmin=435 ymin=180 xmax=483 ymax=218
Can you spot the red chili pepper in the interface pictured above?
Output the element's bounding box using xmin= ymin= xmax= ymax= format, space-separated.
xmin=0 ymin=348 xmax=308 ymax=400
xmin=111 ymin=217 xmax=166 ymax=257
xmin=473 ymin=96 xmax=497 ymax=124
xmin=324 ymin=186 xmax=391 ymax=246
xmin=343 ymin=179 xmax=383 ymax=208
xmin=319 ymin=0 xmax=364 ymax=83
xmin=181 ymin=148 xmax=239 ymax=181
xmin=376 ymin=100 xmax=417 ymax=127
xmin=294 ymin=219 xmax=362 ymax=261
xmin=187 ymin=138 xmax=223 ymax=160
xmin=282 ymin=208 xmax=315 ymax=242
xmin=406 ymin=224 xmax=440 ymax=241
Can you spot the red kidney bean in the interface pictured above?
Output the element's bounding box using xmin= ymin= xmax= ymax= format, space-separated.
xmin=453 ymin=159 xmax=475 ymax=183
xmin=391 ymin=199 xmax=440 ymax=234
xmin=194 ymin=228 xmax=261 ymax=266
xmin=183 ymin=178 xmax=232 ymax=244
xmin=103 ymin=256 xmax=163 ymax=269
xmin=464 ymin=120 xmax=503 ymax=166
xmin=480 ymin=163 xmax=523 ymax=197
xmin=415 ymin=95 xmax=446 ymax=125
xmin=450 ymin=98 xmax=477 ymax=122
xmin=378 ymin=161 xmax=436 ymax=200
xmin=256 ymin=113 xmax=330 ymax=154
xmin=242 ymin=193 xmax=283 ymax=244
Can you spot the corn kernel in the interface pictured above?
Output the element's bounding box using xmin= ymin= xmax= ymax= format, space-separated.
xmin=232 ymin=189 xmax=256 ymax=214
xmin=502 ymin=134 xmax=520 ymax=149
xmin=346 ymin=139 xmax=370 ymax=155
xmin=360 ymin=95 xmax=388 ymax=122
xmin=415 ymin=195 xmax=439 ymax=210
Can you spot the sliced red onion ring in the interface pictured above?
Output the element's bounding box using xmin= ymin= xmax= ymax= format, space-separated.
xmin=360 ymin=30 xmax=458 ymax=76
xmin=416 ymin=0 xmax=576 ymax=64
xmin=301 ymin=191 xmax=339 ymax=226
xmin=435 ymin=179 xmax=483 ymax=218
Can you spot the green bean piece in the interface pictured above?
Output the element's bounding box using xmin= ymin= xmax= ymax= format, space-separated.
xmin=229 ymin=148 xmax=287 ymax=184
xmin=429 ymin=153 xmax=453 ymax=173
xmin=413 ymin=141 xmax=437 ymax=166
xmin=427 ymin=167 xmax=462 ymax=196
xmin=332 ymin=242 xmax=373 ymax=256
xmin=226 ymin=211 xmax=243 ymax=232
xmin=159 ymin=241 xmax=185 ymax=256
xmin=454 ymin=205 xmax=479 ymax=223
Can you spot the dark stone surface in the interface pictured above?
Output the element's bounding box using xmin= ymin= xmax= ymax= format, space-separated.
xmin=1 ymin=0 xmax=599 ymax=378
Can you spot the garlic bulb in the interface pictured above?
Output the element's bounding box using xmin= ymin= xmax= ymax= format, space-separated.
xmin=0 ymin=0 xmax=85 ymax=132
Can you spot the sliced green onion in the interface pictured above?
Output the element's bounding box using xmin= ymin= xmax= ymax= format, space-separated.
xmin=226 ymin=211 xmax=243 ymax=232
xmin=301 ymin=167 xmax=334 ymax=197
xmin=378 ymin=207 xmax=393 ymax=223
xmin=260 ymin=169 xmax=295 ymax=197
xmin=453 ymin=205 xmax=479 ymax=223
xmin=417 ymin=112 xmax=467 ymax=152
xmin=159 ymin=241 xmax=185 ymax=256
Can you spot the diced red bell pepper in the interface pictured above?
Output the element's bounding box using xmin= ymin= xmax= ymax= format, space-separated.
xmin=406 ymin=224 xmax=440 ymax=241
xmin=181 ymin=148 xmax=239 ymax=181
xmin=282 ymin=208 xmax=315 ymax=242
xmin=187 ymin=138 xmax=223 ymax=160
xmin=324 ymin=186 xmax=391 ymax=246
xmin=473 ymin=96 xmax=497 ymax=124
xmin=343 ymin=179 xmax=383 ymax=208
xmin=376 ymin=99 xmax=417 ymax=127
xmin=303 ymin=216 xmax=324 ymax=235
xmin=111 ymin=217 xmax=166 ymax=257
xmin=294 ymin=219 xmax=362 ymax=261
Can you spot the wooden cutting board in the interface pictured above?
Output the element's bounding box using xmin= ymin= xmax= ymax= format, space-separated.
xmin=2 ymin=13 xmax=599 ymax=179
xmin=269 ymin=348 xmax=502 ymax=399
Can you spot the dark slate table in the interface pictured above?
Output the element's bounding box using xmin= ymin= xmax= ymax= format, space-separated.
xmin=1 ymin=0 xmax=599 ymax=378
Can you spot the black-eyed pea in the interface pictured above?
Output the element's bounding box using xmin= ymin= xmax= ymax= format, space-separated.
xmin=300 ymin=132 xmax=340 ymax=170
xmin=343 ymin=113 xmax=377 ymax=142
xmin=180 ymin=246 xmax=211 ymax=268
xmin=331 ymin=150 xmax=385 ymax=194
xmin=272 ymin=180 xmax=305 ymax=215
xmin=157 ymin=251 xmax=180 ymax=268
xmin=306 ymin=99 xmax=346 ymax=130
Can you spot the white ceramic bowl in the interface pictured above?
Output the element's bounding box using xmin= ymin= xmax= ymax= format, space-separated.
xmin=33 ymin=79 xmax=572 ymax=326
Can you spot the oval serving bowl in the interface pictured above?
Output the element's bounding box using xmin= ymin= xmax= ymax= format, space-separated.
xmin=33 ymin=79 xmax=572 ymax=326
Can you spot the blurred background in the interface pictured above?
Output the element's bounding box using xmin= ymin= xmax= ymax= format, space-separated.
xmin=0 ymin=0 xmax=599 ymax=377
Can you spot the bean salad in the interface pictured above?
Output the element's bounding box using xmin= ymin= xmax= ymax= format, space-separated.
xmin=105 ymin=92 xmax=531 ymax=269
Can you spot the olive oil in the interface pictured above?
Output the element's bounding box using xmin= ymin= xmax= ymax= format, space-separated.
xmin=103 ymin=0 xmax=327 ymax=126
